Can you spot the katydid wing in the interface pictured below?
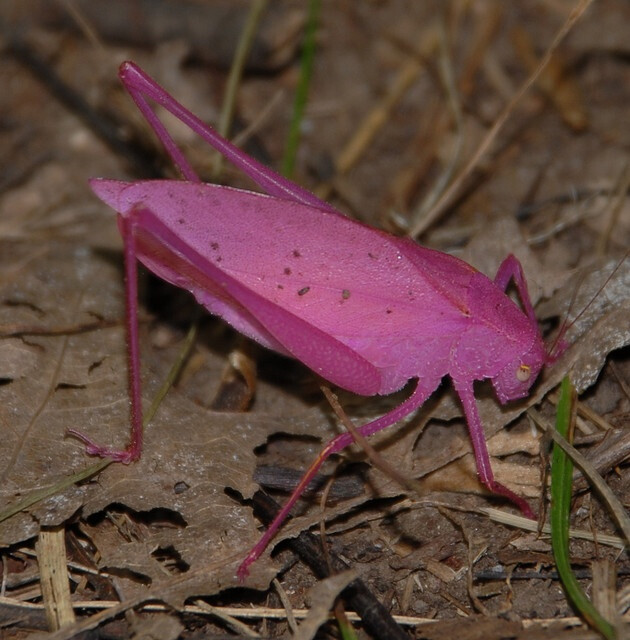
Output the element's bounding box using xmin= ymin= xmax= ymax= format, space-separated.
xmin=72 ymin=62 xmax=553 ymax=579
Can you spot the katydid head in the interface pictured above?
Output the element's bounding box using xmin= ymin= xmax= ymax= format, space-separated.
xmin=490 ymin=334 xmax=546 ymax=404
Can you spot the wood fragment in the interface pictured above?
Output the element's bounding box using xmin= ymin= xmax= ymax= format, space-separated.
xmin=36 ymin=527 xmax=75 ymax=631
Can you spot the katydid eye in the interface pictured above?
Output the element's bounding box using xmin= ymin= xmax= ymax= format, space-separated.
xmin=516 ymin=364 xmax=531 ymax=382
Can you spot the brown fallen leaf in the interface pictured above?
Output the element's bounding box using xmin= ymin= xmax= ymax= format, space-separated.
xmin=0 ymin=238 xmax=333 ymax=596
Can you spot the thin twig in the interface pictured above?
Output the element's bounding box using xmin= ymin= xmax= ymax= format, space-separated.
xmin=320 ymin=386 xmax=425 ymax=496
xmin=411 ymin=18 xmax=464 ymax=228
xmin=409 ymin=0 xmax=594 ymax=237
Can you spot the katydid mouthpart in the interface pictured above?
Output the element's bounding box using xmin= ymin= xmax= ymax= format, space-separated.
xmin=69 ymin=62 xmax=559 ymax=580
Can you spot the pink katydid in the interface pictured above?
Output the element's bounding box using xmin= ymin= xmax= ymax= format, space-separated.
xmin=70 ymin=61 xmax=558 ymax=580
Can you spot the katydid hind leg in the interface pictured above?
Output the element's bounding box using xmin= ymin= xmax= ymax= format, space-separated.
xmin=119 ymin=62 xmax=336 ymax=212
xmin=237 ymin=378 xmax=435 ymax=579
xmin=121 ymin=71 xmax=201 ymax=184
xmin=452 ymin=380 xmax=535 ymax=519
xmin=68 ymin=214 xmax=143 ymax=462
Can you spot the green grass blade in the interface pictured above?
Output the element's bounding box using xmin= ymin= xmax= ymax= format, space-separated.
xmin=337 ymin=615 xmax=359 ymax=640
xmin=281 ymin=0 xmax=321 ymax=178
xmin=551 ymin=376 xmax=616 ymax=640
xmin=0 ymin=459 xmax=111 ymax=523
xmin=212 ymin=0 xmax=269 ymax=179
xmin=0 ymin=322 xmax=199 ymax=525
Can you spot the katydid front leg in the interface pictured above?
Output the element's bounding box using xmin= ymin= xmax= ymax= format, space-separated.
xmin=493 ymin=254 xmax=538 ymax=325
xmin=452 ymin=378 xmax=535 ymax=519
xmin=494 ymin=254 xmax=568 ymax=362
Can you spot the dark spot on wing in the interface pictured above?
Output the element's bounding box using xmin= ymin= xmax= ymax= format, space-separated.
xmin=297 ymin=286 xmax=310 ymax=296
xmin=284 ymin=267 xmax=291 ymax=275
xmin=293 ymin=250 xmax=301 ymax=258
xmin=342 ymin=289 xmax=351 ymax=300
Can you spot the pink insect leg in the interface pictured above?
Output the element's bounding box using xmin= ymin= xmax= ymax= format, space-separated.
xmin=452 ymin=379 xmax=534 ymax=519
xmin=71 ymin=62 xmax=337 ymax=461
xmin=118 ymin=62 xmax=336 ymax=212
xmin=493 ymin=254 xmax=538 ymax=324
xmin=237 ymin=378 xmax=438 ymax=580
xmin=68 ymin=214 xmax=143 ymax=462
xmin=494 ymin=254 xmax=568 ymax=361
